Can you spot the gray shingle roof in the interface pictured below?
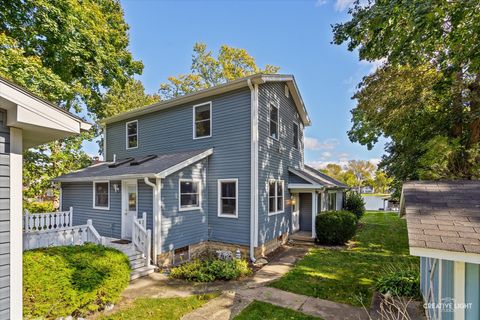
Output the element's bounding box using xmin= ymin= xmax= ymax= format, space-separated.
xmin=402 ymin=180 xmax=480 ymax=254
xmin=304 ymin=165 xmax=348 ymax=188
xmin=54 ymin=149 xmax=212 ymax=182
xmin=289 ymin=166 xmax=348 ymax=189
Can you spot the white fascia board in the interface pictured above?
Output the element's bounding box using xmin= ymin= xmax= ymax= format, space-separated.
xmin=410 ymin=247 xmax=480 ymax=264
xmin=156 ymin=149 xmax=214 ymax=178
xmin=55 ymin=173 xmax=157 ymax=182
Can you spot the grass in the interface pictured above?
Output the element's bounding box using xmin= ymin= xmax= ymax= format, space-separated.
xmin=98 ymin=294 xmax=218 ymax=320
xmin=269 ymin=211 xmax=419 ymax=307
xmin=234 ymin=301 xmax=321 ymax=320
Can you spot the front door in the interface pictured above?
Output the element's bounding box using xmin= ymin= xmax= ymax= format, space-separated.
xmin=292 ymin=193 xmax=300 ymax=232
xmin=299 ymin=193 xmax=312 ymax=231
xmin=122 ymin=180 xmax=137 ymax=239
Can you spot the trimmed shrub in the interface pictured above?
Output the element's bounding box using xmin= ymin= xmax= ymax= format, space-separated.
xmin=23 ymin=243 xmax=130 ymax=319
xmin=375 ymin=269 xmax=421 ymax=299
xmin=170 ymin=258 xmax=252 ymax=282
xmin=24 ymin=201 xmax=55 ymax=213
xmin=315 ymin=210 xmax=357 ymax=245
xmin=344 ymin=192 xmax=366 ymax=219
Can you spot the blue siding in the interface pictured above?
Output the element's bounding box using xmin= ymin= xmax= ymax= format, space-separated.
xmin=105 ymin=88 xmax=252 ymax=245
xmin=62 ymin=181 xmax=122 ymax=238
xmin=138 ymin=179 xmax=154 ymax=230
xmin=465 ymin=263 xmax=480 ymax=320
xmin=257 ymin=82 xmax=304 ymax=244
xmin=441 ymin=260 xmax=454 ymax=320
xmin=0 ymin=111 xmax=9 ymax=318
xmin=161 ymin=159 xmax=208 ymax=252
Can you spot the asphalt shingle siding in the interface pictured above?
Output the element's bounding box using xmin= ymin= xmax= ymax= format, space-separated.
xmin=0 ymin=111 xmax=9 ymax=318
xmin=105 ymin=88 xmax=252 ymax=245
xmin=161 ymin=159 xmax=208 ymax=252
xmin=257 ymin=82 xmax=304 ymax=244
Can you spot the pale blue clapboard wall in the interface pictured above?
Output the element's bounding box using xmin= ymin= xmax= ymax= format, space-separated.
xmin=465 ymin=263 xmax=480 ymax=320
xmin=257 ymin=82 xmax=304 ymax=244
xmin=105 ymin=88 xmax=252 ymax=245
xmin=0 ymin=110 xmax=10 ymax=318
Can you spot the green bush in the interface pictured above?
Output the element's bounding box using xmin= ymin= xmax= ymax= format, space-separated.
xmin=315 ymin=210 xmax=357 ymax=245
xmin=23 ymin=243 xmax=130 ymax=319
xmin=344 ymin=192 xmax=366 ymax=219
xmin=24 ymin=201 xmax=55 ymax=213
xmin=375 ymin=269 xmax=421 ymax=299
xmin=170 ymin=258 xmax=252 ymax=282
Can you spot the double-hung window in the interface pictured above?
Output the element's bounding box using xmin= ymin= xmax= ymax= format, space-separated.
xmin=93 ymin=181 xmax=110 ymax=210
xmin=179 ymin=179 xmax=201 ymax=210
xmin=126 ymin=120 xmax=138 ymax=149
xmin=218 ymin=179 xmax=238 ymax=218
xmin=269 ymin=102 xmax=279 ymax=140
xmin=193 ymin=102 xmax=212 ymax=139
xmin=293 ymin=122 xmax=299 ymax=149
xmin=328 ymin=192 xmax=337 ymax=211
xmin=268 ymin=180 xmax=284 ymax=215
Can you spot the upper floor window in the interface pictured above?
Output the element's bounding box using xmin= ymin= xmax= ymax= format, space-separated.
xmin=93 ymin=181 xmax=110 ymax=210
xmin=179 ymin=179 xmax=201 ymax=210
xmin=293 ymin=122 xmax=299 ymax=149
xmin=218 ymin=179 xmax=238 ymax=218
xmin=268 ymin=180 xmax=284 ymax=215
xmin=193 ymin=102 xmax=212 ymax=139
xmin=269 ymin=102 xmax=279 ymax=140
xmin=126 ymin=120 xmax=138 ymax=149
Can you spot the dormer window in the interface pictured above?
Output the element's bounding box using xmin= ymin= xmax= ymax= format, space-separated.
xmin=193 ymin=102 xmax=212 ymax=139
xmin=126 ymin=120 xmax=138 ymax=149
xmin=269 ymin=102 xmax=279 ymax=140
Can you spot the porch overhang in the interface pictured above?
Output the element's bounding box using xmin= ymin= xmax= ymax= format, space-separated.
xmin=54 ymin=148 xmax=213 ymax=182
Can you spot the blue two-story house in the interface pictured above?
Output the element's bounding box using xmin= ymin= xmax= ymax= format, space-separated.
xmin=55 ymin=74 xmax=347 ymax=266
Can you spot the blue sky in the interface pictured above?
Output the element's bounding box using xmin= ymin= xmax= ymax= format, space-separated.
xmin=84 ymin=0 xmax=385 ymax=167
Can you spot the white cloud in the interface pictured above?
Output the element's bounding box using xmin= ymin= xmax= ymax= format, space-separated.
xmin=321 ymin=151 xmax=332 ymax=159
xmin=359 ymin=58 xmax=387 ymax=74
xmin=315 ymin=0 xmax=328 ymax=6
xmin=338 ymin=152 xmax=350 ymax=162
xmin=307 ymin=157 xmax=381 ymax=170
xmin=304 ymin=137 xmax=339 ymax=151
xmin=335 ymin=0 xmax=354 ymax=11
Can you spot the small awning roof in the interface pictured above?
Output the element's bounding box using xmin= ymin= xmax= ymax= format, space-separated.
xmin=288 ymin=165 xmax=348 ymax=190
xmin=54 ymin=148 xmax=213 ymax=182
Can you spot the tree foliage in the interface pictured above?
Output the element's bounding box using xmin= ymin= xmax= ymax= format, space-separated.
xmin=332 ymin=0 xmax=480 ymax=186
xmin=0 ymin=0 xmax=142 ymax=200
xmin=159 ymin=43 xmax=280 ymax=99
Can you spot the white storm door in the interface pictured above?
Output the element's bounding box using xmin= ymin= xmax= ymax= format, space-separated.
xmin=122 ymin=180 xmax=138 ymax=239
xmin=292 ymin=193 xmax=300 ymax=232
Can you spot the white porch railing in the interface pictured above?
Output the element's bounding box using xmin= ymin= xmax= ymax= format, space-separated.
xmin=23 ymin=219 xmax=106 ymax=251
xmin=23 ymin=207 xmax=73 ymax=232
xmin=132 ymin=212 xmax=151 ymax=267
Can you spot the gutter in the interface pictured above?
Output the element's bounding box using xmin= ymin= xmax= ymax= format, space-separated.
xmin=248 ymin=79 xmax=258 ymax=263
xmin=144 ymin=177 xmax=161 ymax=265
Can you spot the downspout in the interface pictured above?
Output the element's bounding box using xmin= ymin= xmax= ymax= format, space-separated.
xmin=144 ymin=177 xmax=160 ymax=265
xmin=248 ymin=79 xmax=258 ymax=262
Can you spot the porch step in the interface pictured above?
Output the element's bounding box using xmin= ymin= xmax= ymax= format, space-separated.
xmin=130 ymin=257 xmax=147 ymax=269
xmin=130 ymin=265 xmax=156 ymax=281
xmin=289 ymin=232 xmax=316 ymax=246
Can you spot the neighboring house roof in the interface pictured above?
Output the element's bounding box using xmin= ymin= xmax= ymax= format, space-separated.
xmin=54 ymin=148 xmax=213 ymax=182
xmin=288 ymin=166 xmax=348 ymax=189
xmin=99 ymin=73 xmax=311 ymax=126
xmin=0 ymin=76 xmax=92 ymax=148
xmin=401 ymin=180 xmax=480 ymax=258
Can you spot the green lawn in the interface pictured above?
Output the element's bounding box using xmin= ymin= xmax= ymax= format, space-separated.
xmin=234 ymin=301 xmax=320 ymax=320
xmin=98 ymin=294 xmax=218 ymax=320
xmin=270 ymin=211 xmax=418 ymax=307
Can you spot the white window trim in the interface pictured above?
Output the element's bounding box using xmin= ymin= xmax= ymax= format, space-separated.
xmin=93 ymin=181 xmax=110 ymax=210
xmin=269 ymin=101 xmax=280 ymax=141
xmin=193 ymin=101 xmax=212 ymax=140
xmin=268 ymin=179 xmax=285 ymax=216
xmin=293 ymin=121 xmax=299 ymax=149
xmin=217 ymin=178 xmax=239 ymax=218
xmin=125 ymin=120 xmax=138 ymax=150
xmin=178 ymin=179 xmax=202 ymax=211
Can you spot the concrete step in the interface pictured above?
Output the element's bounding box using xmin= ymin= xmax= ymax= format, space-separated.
xmin=130 ymin=258 xmax=147 ymax=270
xmin=130 ymin=265 xmax=155 ymax=281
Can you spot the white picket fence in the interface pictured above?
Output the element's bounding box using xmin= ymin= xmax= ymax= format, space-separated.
xmin=23 ymin=207 xmax=73 ymax=232
xmin=132 ymin=212 xmax=151 ymax=267
xmin=23 ymin=219 xmax=106 ymax=251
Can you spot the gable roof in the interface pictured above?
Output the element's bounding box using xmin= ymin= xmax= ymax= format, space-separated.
xmin=288 ymin=166 xmax=348 ymax=189
xmin=54 ymin=148 xmax=213 ymax=182
xmin=401 ymin=180 xmax=480 ymax=257
xmin=99 ymin=74 xmax=311 ymax=126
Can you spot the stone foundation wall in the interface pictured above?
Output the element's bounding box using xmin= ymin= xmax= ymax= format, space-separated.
xmin=155 ymin=232 xmax=289 ymax=266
